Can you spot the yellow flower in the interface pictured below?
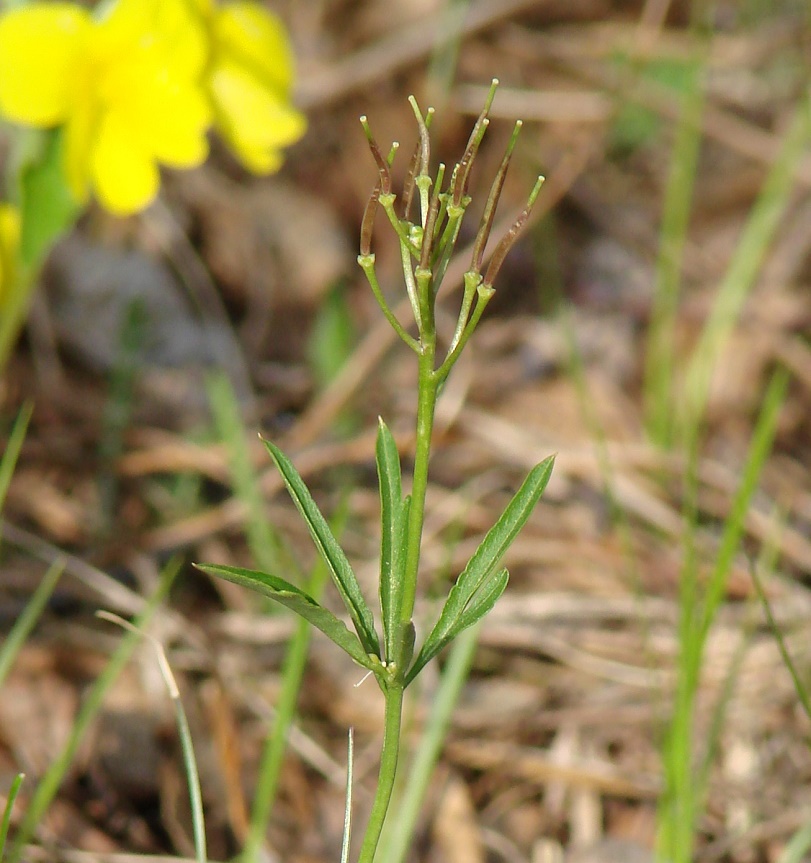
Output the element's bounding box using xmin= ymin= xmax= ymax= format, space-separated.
xmin=0 ymin=205 xmax=21 ymax=305
xmin=198 ymin=1 xmax=306 ymax=173
xmin=0 ymin=0 xmax=212 ymax=215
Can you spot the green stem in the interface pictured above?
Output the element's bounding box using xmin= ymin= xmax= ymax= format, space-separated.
xmin=358 ymin=254 xmax=420 ymax=353
xmin=357 ymin=684 xmax=404 ymax=863
xmin=377 ymin=623 xmax=482 ymax=863
xmin=397 ymin=348 xmax=437 ymax=656
xmin=436 ymin=283 xmax=494 ymax=382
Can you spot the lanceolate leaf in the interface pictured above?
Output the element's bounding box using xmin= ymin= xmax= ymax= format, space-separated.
xmin=453 ymin=566 xmax=509 ymax=634
xmin=197 ymin=564 xmax=376 ymax=671
xmin=405 ymin=568 xmax=508 ymax=684
xmin=445 ymin=455 xmax=553 ymax=615
xmin=405 ymin=455 xmax=554 ymax=686
xmin=376 ymin=418 xmax=406 ymax=663
xmin=263 ymin=439 xmax=381 ymax=657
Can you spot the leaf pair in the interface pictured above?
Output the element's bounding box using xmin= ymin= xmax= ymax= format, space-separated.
xmin=199 ymin=433 xmax=555 ymax=689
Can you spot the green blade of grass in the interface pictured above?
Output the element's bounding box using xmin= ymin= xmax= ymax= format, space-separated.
xmin=679 ymin=98 xmax=810 ymax=441
xmin=0 ymin=772 xmax=24 ymax=862
xmin=0 ymin=558 xmax=64 ymax=688
xmin=7 ymin=557 xmax=181 ymax=863
xmin=778 ymin=821 xmax=811 ymax=863
xmin=207 ymin=372 xmax=283 ymax=574
xmin=0 ymin=402 xmax=32 ymax=519
xmin=658 ymin=368 xmax=788 ymax=863
xmin=97 ymin=611 xmax=207 ymax=863
xmin=643 ymin=53 xmax=706 ymax=447
xmin=751 ymin=562 xmax=811 ymax=726
xmin=240 ymin=509 xmax=342 ymax=863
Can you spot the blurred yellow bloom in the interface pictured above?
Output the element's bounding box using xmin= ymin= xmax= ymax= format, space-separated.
xmin=198 ymin=0 xmax=306 ymax=173
xmin=0 ymin=0 xmax=211 ymax=215
xmin=0 ymin=205 xmax=20 ymax=305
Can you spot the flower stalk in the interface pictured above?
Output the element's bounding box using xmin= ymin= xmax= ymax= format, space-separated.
xmin=200 ymin=79 xmax=555 ymax=863
xmin=353 ymin=80 xmax=548 ymax=861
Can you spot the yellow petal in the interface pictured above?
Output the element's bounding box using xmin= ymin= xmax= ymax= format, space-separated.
xmin=97 ymin=0 xmax=208 ymax=81
xmin=210 ymin=61 xmax=305 ymax=173
xmin=0 ymin=4 xmax=90 ymax=125
xmin=213 ymin=3 xmax=295 ymax=94
xmin=126 ymin=84 xmax=211 ymax=168
xmin=91 ymin=113 xmax=160 ymax=215
xmin=229 ymin=140 xmax=284 ymax=175
xmin=63 ymin=103 xmax=96 ymax=204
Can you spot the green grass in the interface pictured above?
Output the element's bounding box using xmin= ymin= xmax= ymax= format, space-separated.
xmin=206 ymin=370 xmax=341 ymax=863
xmin=656 ymin=369 xmax=788 ymax=863
xmin=641 ymin=48 xmax=809 ymax=863
xmin=0 ymin=402 xmax=31 ymax=518
xmin=7 ymin=558 xmax=181 ymax=862
xmin=0 ymin=772 xmax=24 ymax=863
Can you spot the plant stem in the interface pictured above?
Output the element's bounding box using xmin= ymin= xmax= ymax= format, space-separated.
xmin=357 ymin=684 xmax=404 ymax=863
xmin=397 ymin=347 xmax=438 ymax=663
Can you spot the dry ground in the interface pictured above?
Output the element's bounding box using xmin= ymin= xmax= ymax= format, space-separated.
xmin=2 ymin=1 xmax=811 ymax=861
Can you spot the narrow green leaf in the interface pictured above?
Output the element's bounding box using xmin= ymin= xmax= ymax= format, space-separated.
xmin=376 ymin=418 xmax=406 ymax=663
xmin=406 ymin=455 xmax=554 ymax=685
xmin=197 ymin=563 xmax=376 ymax=671
xmin=447 ymin=455 xmax=553 ymax=615
xmin=262 ymin=439 xmax=381 ymax=657
xmin=406 ymin=569 xmax=508 ymax=685
xmin=0 ymin=402 xmax=32 ymax=518
xmin=0 ymin=772 xmax=23 ymax=861
xmin=453 ymin=567 xmax=509 ymax=633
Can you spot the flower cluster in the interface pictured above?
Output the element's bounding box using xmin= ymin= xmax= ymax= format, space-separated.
xmin=0 ymin=0 xmax=305 ymax=215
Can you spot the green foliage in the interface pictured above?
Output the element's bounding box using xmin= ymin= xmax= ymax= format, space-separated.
xmin=657 ymin=370 xmax=788 ymax=863
xmin=610 ymin=55 xmax=698 ymax=154
xmin=263 ymin=439 xmax=381 ymax=657
xmin=201 ymin=83 xmax=552 ymax=863
xmin=0 ymin=402 xmax=31 ymax=518
xmin=0 ymin=773 xmax=23 ymax=862
xmin=375 ymin=418 xmax=409 ymax=665
xmin=197 ymin=563 xmax=377 ymax=672
xmin=7 ymin=559 xmax=180 ymax=863
xmin=407 ymin=455 xmax=554 ymax=683
xmin=17 ymin=129 xmax=78 ymax=270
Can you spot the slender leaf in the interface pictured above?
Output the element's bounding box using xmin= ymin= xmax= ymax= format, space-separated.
xmin=197 ymin=563 xmax=375 ymax=671
xmin=263 ymin=439 xmax=381 ymax=657
xmin=0 ymin=772 xmax=23 ymax=861
xmin=0 ymin=559 xmax=63 ymax=688
xmin=453 ymin=566 xmax=509 ymax=633
xmin=445 ymin=455 xmax=552 ymax=616
xmin=0 ymin=402 xmax=32 ymax=518
xmin=376 ymin=418 xmax=407 ymax=663
xmin=406 ymin=569 xmax=508 ymax=684
xmin=406 ymin=455 xmax=554 ymax=684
